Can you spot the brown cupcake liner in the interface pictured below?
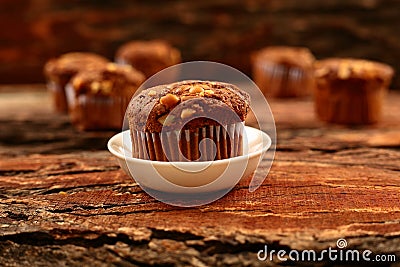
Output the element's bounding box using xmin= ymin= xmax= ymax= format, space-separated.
xmin=46 ymin=80 xmax=69 ymax=113
xmin=65 ymin=84 xmax=130 ymax=130
xmin=132 ymin=122 xmax=244 ymax=162
xmin=253 ymin=62 xmax=314 ymax=98
xmin=314 ymin=79 xmax=387 ymax=124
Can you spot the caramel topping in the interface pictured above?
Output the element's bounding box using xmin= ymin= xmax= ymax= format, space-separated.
xmin=180 ymin=95 xmax=197 ymax=101
xmin=90 ymin=82 xmax=101 ymax=93
xmin=157 ymin=114 xmax=175 ymax=126
xmin=147 ymin=90 xmax=157 ymax=96
xmin=72 ymin=78 xmax=83 ymax=89
xmin=100 ymin=80 xmax=113 ymax=94
xmin=160 ymin=93 xmax=180 ymax=109
xmin=106 ymin=63 xmax=118 ymax=72
xmin=189 ymin=85 xmax=205 ymax=94
xmin=180 ymin=108 xmax=196 ymax=119
xmin=204 ymin=89 xmax=214 ymax=95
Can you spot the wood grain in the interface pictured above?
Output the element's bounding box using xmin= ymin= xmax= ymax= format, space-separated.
xmin=0 ymin=87 xmax=400 ymax=266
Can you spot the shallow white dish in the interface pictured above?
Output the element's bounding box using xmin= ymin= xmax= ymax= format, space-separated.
xmin=107 ymin=126 xmax=271 ymax=194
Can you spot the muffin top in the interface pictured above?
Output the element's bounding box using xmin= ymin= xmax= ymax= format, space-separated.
xmin=314 ymin=58 xmax=394 ymax=82
xmin=115 ymin=40 xmax=181 ymax=77
xmin=44 ymin=52 xmax=109 ymax=80
xmin=70 ymin=63 xmax=145 ymax=97
xmin=253 ymin=46 xmax=315 ymax=69
xmin=127 ymin=80 xmax=250 ymax=132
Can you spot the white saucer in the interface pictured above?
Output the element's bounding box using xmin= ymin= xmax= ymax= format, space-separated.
xmin=107 ymin=126 xmax=271 ymax=193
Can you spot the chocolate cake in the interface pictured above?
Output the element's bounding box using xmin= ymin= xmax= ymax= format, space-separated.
xmin=314 ymin=58 xmax=394 ymax=124
xmin=44 ymin=52 xmax=109 ymax=113
xmin=127 ymin=80 xmax=250 ymax=161
xmin=252 ymin=46 xmax=315 ymax=98
xmin=67 ymin=63 xmax=145 ymax=130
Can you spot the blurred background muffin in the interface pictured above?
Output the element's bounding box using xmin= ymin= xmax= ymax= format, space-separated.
xmin=66 ymin=63 xmax=145 ymax=130
xmin=115 ymin=40 xmax=181 ymax=78
xmin=44 ymin=52 xmax=109 ymax=113
xmin=314 ymin=58 xmax=394 ymax=125
xmin=252 ymin=46 xmax=316 ymax=98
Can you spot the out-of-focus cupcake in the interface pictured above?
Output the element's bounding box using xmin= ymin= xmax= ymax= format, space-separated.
xmin=66 ymin=63 xmax=145 ymax=131
xmin=252 ymin=46 xmax=315 ymax=98
xmin=44 ymin=52 xmax=109 ymax=113
xmin=127 ymin=80 xmax=250 ymax=162
xmin=115 ymin=40 xmax=181 ymax=78
xmin=314 ymin=58 xmax=394 ymax=125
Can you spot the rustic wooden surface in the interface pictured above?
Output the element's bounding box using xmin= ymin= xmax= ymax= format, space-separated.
xmin=1 ymin=85 xmax=400 ymax=266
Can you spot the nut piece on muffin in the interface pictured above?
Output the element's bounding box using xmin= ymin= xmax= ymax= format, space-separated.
xmin=314 ymin=58 xmax=394 ymax=125
xmin=44 ymin=52 xmax=109 ymax=113
xmin=115 ymin=40 xmax=181 ymax=78
xmin=66 ymin=63 xmax=145 ymax=131
xmin=127 ymin=80 xmax=250 ymax=162
xmin=252 ymin=46 xmax=316 ymax=98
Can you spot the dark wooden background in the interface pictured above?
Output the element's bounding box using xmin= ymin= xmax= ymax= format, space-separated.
xmin=0 ymin=0 xmax=399 ymax=88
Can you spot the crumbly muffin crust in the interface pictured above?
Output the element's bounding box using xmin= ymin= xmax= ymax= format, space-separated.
xmin=314 ymin=58 xmax=394 ymax=82
xmin=70 ymin=63 xmax=145 ymax=97
xmin=44 ymin=52 xmax=109 ymax=82
xmin=115 ymin=40 xmax=181 ymax=77
xmin=128 ymin=80 xmax=250 ymax=132
xmin=253 ymin=46 xmax=315 ymax=69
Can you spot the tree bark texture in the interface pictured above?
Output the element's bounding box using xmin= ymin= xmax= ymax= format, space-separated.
xmin=0 ymin=86 xmax=399 ymax=266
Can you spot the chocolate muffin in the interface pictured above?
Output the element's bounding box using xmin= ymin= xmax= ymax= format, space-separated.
xmin=66 ymin=63 xmax=145 ymax=130
xmin=252 ymin=46 xmax=315 ymax=98
xmin=44 ymin=52 xmax=109 ymax=113
xmin=115 ymin=40 xmax=181 ymax=78
xmin=127 ymin=80 xmax=250 ymax=161
xmin=314 ymin=58 xmax=394 ymax=124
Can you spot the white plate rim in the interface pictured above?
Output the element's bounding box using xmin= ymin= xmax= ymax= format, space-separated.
xmin=107 ymin=126 xmax=271 ymax=166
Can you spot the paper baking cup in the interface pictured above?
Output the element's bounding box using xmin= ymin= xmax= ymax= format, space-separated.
xmin=131 ymin=122 xmax=244 ymax=161
xmin=65 ymin=84 xmax=130 ymax=130
xmin=253 ymin=62 xmax=314 ymax=98
xmin=47 ymin=80 xmax=69 ymax=113
xmin=314 ymin=80 xmax=386 ymax=124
